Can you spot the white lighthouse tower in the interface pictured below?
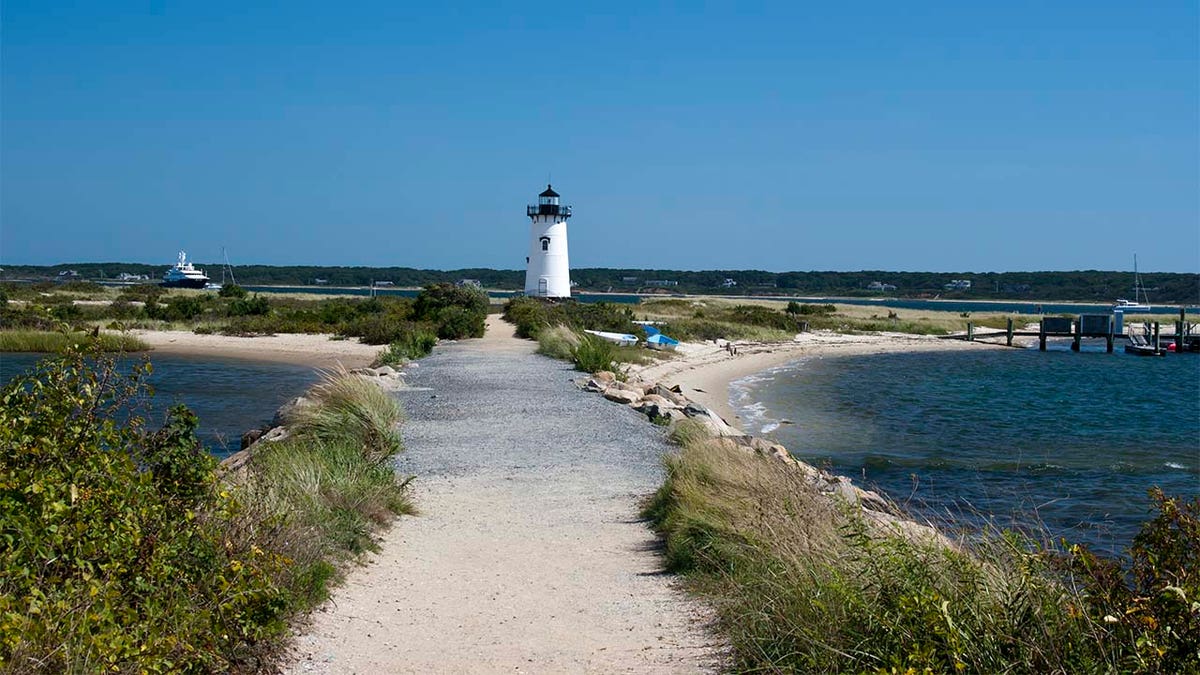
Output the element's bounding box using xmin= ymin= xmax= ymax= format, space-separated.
xmin=524 ymin=184 xmax=573 ymax=298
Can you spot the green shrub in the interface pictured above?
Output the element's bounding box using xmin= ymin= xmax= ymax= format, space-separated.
xmin=228 ymin=293 xmax=271 ymax=317
xmin=414 ymin=283 xmax=488 ymax=320
xmin=571 ymin=334 xmax=617 ymax=373
xmin=150 ymin=295 xmax=211 ymax=322
xmin=343 ymin=315 xmax=423 ymax=345
xmin=0 ymin=329 xmax=149 ymax=353
xmin=218 ymin=283 xmax=248 ymax=298
xmin=434 ymin=306 xmax=485 ymax=339
xmin=0 ymin=348 xmax=286 ymax=672
xmin=503 ymin=296 xmax=638 ymax=340
xmin=374 ymin=328 xmax=438 ymax=365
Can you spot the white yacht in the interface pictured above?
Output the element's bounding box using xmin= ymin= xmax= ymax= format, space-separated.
xmin=161 ymin=251 xmax=211 ymax=289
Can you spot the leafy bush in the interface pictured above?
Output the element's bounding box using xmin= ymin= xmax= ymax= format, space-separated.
xmin=149 ymin=295 xmax=211 ymax=322
xmin=503 ymin=297 xmax=638 ymax=339
xmin=343 ymin=314 xmax=419 ymax=345
xmin=433 ymin=306 xmax=483 ymax=339
xmin=118 ymin=284 xmax=164 ymax=303
xmin=374 ymin=328 xmax=438 ymax=365
xmin=218 ymin=283 xmax=248 ymax=298
xmin=571 ymin=334 xmax=617 ymax=373
xmin=228 ymin=293 xmax=271 ymax=317
xmin=0 ymin=346 xmax=414 ymax=672
xmin=0 ymin=348 xmax=286 ymax=671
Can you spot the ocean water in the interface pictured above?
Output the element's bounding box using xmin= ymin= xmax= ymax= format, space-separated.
xmin=732 ymin=345 xmax=1200 ymax=553
xmin=0 ymin=353 xmax=320 ymax=457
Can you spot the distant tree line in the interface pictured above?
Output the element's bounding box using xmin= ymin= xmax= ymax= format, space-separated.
xmin=2 ymin=263 xmax=1197 ymax=304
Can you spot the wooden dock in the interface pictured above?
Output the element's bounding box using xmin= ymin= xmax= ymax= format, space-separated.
xmin=940 ymin=312 xmax=1197 ymax=355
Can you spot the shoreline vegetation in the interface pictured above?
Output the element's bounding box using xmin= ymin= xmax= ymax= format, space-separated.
xmin=4 ymin=266 xmax=1199 ymax=305
xmin=0 ymin=285 xmax=496 ymax=672
xmin=508 ymin=296 xmax=1200 ymax=673
xmin=0 ymin=347 xmax=413 ymax=672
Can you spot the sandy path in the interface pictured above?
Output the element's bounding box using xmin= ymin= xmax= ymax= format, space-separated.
xmin=286 ymin=316 xmax=721 ymax=673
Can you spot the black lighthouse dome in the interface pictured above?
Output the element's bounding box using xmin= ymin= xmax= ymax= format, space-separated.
xmin=528 ymin=184 xmax=571 ymax=218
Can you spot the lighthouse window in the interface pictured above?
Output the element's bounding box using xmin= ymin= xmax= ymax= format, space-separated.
xmin=540 ymin=237 xmax=550 ymax=251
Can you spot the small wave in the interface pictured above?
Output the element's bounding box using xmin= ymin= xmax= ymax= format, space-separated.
xmin=760 ymin=422 xmax=780 ymax=434
xmin=1164 ymin=462 xmax=1188 ymax=470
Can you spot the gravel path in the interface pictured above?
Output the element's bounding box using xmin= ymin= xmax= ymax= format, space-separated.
xmin=286 ymin=319 xmax=720 ymax=673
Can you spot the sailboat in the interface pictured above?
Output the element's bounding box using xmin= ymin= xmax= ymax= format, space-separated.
xmin=1114 ymin=255 xmax=1152 ymax=313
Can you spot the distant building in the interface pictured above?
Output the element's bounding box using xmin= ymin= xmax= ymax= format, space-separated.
xmin=867 ymin=281 xmax=897 ymax=292
xmin=313 ymin=278 xmax=329 ymax=285
xmin=117 ymin=272 xmax=149 ymax=281
xmin=945 ymin=279 xmax=972 ymax=291
xmin=645 ymin=279 xmax=678 ymax=287
xmin=621 ymin=276 xmax=639 ymax=284
xmin=457 ymin=279 xmax=482 ymax=288
xmin=721 ymin=278 xmax=737 ymax=288
xmin=57 ymin=270 xmax=79 ymax=279
xmin=373 ymin=281 xmax=395 ymax=287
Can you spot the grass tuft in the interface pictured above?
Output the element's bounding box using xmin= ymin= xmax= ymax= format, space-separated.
xmin=0 ymin=329 xmax=149 ymax=352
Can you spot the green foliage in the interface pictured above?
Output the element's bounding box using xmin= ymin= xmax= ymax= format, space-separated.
xmin=374 ymin=329 xmax=438 ymax=365
xmin=149 ymin=294 xmax=212 ymax=322
xmin=571 ymin=334 xmax=617 ymax=373
xmin=503 ymin=296 xmax=638 ymax=339
xmin=645 ymin=436 xmax=1200 ymax=674
xmin=0 ymin=347 xmax=286 ymax=672
xmin=0 ymin=329 xmax=149 ymax=353
xmin=413 ymin=284 xmax=488 ymax=339
xmin=218 ymin=283 xmax=248 ymax=298
xmin=0 ymin=347 xmax=414 ymax=672
xmin=117 ymin=284 xmax=164 ymax=303
xmin=227 ymin=293 xmax=271 ymax=317
xmin=535 ymin=325 xmax=580 ymax=360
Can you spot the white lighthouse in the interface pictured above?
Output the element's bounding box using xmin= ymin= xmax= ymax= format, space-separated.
xmin=524 ymin=184 xmax=573 ymax=298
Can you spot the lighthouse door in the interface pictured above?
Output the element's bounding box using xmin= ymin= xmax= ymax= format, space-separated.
xmin=538 ymin=278 xmax=549 ymax=296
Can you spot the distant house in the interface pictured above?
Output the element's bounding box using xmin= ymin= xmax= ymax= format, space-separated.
xmin=57 ymin=270 xmax=79 ymax=279
xmin=867 ymin=281 xmax=897 ymax=292
xmin=313 ymin=278 xmax=329 ymax=285
xmin=457 ymin=279 xmax=482 ymax=288
xmin=645 ymin=279 xmax=678 ymax=287
xmin=945 ymin=279 xmax=972 ymax=291
xmin=373 ymin=281 xmax=395 ymax=287
xmin=117 ymin=272 xmax=149 ymax=281
xmin=721 ymin=278 xmax=737 ymax=288
xmin=621 ymin=276 xmax=639 ymax=284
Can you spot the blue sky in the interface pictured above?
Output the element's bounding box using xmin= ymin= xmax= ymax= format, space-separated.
xmin=2 ymin=1 xmax=1197 ymax=272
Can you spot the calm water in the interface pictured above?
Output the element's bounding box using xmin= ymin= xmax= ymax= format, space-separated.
xmin=732 ymin=346 xmax=1200 ymax=552
xmin=0 ymin=353 xmax=319 ymax=457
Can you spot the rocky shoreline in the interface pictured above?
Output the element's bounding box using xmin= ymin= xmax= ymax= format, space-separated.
xmin=580 ymin=368 xmax=950 ymax=544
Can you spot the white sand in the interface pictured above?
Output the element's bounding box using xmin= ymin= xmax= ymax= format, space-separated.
xmin=132 ymin=330 xmax=381 ymax=369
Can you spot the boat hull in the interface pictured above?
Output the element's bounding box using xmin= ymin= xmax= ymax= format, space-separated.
xmin=161 ymin=278 xmax=210 ymax=289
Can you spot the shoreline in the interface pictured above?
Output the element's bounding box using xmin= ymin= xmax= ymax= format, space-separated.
xmin=629 ymin=332 xmax=1012 ymax=430
xmin=131 ymin=330 xmax=381 ymax=370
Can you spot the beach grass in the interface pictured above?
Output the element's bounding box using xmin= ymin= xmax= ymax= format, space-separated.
xmin=0 ymin=329 xmax=149 ymax=352
xmin=646 ymin=426 xmax=1200 ymax=673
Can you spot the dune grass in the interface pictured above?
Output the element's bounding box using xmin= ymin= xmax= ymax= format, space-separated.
xmin=0 ymin=329 xmax=149 ymax=352
xmin=645 ymin=425 xmax=1200 ymax=673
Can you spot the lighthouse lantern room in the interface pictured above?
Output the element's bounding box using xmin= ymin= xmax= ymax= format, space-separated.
xmin=524 ymin=184 xmax=572 ymax=298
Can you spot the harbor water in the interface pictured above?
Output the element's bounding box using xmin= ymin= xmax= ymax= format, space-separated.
xmin=731 ymin=345 xmax=1200 ymax=553
xmin=0 ymin=352 xmax=319 ymax=457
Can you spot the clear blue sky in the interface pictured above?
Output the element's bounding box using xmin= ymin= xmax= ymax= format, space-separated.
xmin=3 ymin=1 xmax=1197 ymax=272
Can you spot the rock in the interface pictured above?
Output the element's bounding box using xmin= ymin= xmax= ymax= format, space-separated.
xmin=273 ymin=396 xmax=313 ymax=427
xmin=259 ymin=426 xmax=290 ymax=444
xmin=592 ymin=370 xmax=616 ymax=384
xmin=241 ymin=428 xmax=264 ymax=449
xmin=603 ymin=388 xmax=642 ymax=405
xmin=583 ymin=376 xmax=612 ymax=393
xmin=373 ymin=365 xmax=398 ymax=377
xmin=651 ymin=385 xmax=689 ymax=406
xmin=351 ymin=367 xmax=379 ymax=377
xmin=639 ymin=394 xmax=678 ymax=409
xmin=611 ymin=380 xmax=643 ymax=393
xmin=665 ymin=409 xmax=688 ymax=423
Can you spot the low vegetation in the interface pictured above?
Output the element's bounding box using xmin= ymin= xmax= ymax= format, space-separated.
xmin=646 ymin=426 xmax=1200 ymax=673
xmin=503 ymin=296 xmax=639 ymax=339
xmin=1 ymin=283 xmax=488 ymax=355
xmin=0 ymin=328 xmax=149 ymax=353
xmin=0 ymin=346 xmax=412 ymax=672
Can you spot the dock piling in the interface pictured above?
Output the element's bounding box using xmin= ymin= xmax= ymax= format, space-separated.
xmin=967 ymin=322 xmax=974 ymax=342
xmin=1006 ymin=318 xmax=1014 ymax=347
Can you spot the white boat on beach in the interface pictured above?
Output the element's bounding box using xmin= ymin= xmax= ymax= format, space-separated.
xmin=583 ymin=330 xmax=640 ymax=346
